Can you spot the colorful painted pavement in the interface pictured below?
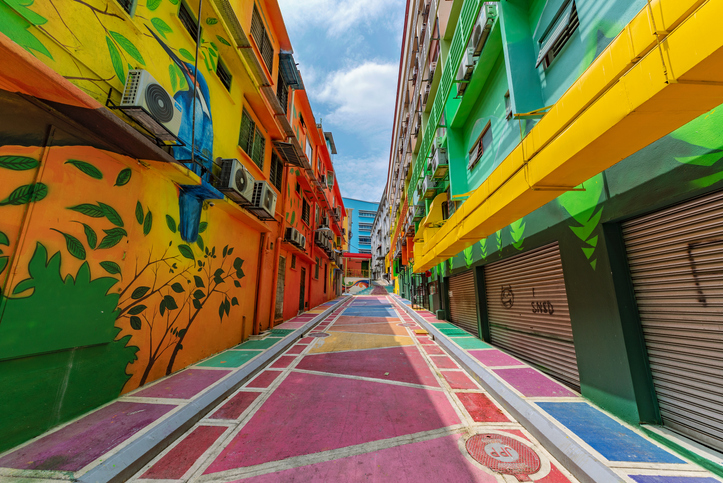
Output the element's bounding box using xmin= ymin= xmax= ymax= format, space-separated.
xmin=120 ymin=294 xmax=578 ymax=482
xmin=391 ymin=295 xmax=721 ymax=483
xmin=0 ymin=298 xmax=348 ymax=482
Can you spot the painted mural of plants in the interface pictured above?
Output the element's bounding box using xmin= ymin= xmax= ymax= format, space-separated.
xmin=510 ymin=218 xmax=525 ymax=251
xmin=478 ymin=237 xmax=488 ymax=260
xmin=670 ymin=107 xmax=723 ymax=188
xmin=557 ymin=174 xmax=604 ymax=270
xmin=463 ymin=245 xmax=474 ymax=268
xmin=0 ymin=0 xmax=52 ymax=60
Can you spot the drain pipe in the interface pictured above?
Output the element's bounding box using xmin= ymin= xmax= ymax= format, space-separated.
xmin=252 ymin=232 xmax=267 ymax=335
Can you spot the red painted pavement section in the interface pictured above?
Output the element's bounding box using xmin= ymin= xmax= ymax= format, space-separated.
xmin=0 ymin=402 xmax=175 ymax=471
xmin=204 ymin=372 xmax=460 ymax=473
xmin=430 ymin=355 xmax=459 ymax=369
xmin=209 ymin=391 xmax=260 ymax=420
xmin=296 ymin=346 xmax=440 ymax=387
xmin=233 ymin=434 xmax=497 ymax=483
xmin=422 ymin=344 xmax=445 ymax=355
xmin=456 ymin=393 xmax=510 ymax=422
xmin=285 ymin=344 xmax=307 ymax=354
xmin=246 ymin=370 xmax=282 ymax=388
xmin=270 ymin=356 xmax=297 ymax=368
xmin=441 ymin=370 xmax=479 ymax=389
xmin=133 ymin=369 xmax=230 ymax=399
xmin=141 ymin=426 xmax=226 ymax=479
xmin=469 ymin=349 xmax=524 ymax=367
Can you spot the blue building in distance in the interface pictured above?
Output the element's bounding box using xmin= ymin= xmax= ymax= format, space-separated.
xmin=342 ymin=198 xmax=379 ymax=255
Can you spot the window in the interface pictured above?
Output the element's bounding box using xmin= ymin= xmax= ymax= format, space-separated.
xmin=359 ymin=223 xmax=372 ymax=232
xmin=295 ymin=181 xmax=301 ymax=194
xmin=239 ymin=109 xmax=265 ymax=169
xmin=276 ymin=69 xmax=288 ymax=114
xmin=250 ymin=5 xmax=274 ymax=73
xmin=504 ymin=91 xmax=512 ymax=120
xmin=315 ymin=257 xmax=320 ymax=279
xmin=359 ymin=249 xmax=371 ymax=254
xmin=116 ymin=0 xmax=134 ymax=15
xmin=216 ymin=59 xmax=232 ymax=91
xmin=305 ymin=138 xmax=313 ymax=161
xmin=359 ymin=237 xmax=371 ymax=245
xmin=302 ymin=198 xmax=310 ymax=225
xmin=323 ymin=263 xmax=327 ymax=293
xmin=270 ymin=152 xmax=283 ymax=190
xmin=468 ymin=121 xmax=492 ymax=170
xmin=536 ymin=0 xmax=579 ymax=69
xmin=359 ymin=210 xmax=375 ymax=218
xmin=291 ymin=254 xmax=296 ymax=269
xmin=178 ymin=1 xmax=199 ymax=43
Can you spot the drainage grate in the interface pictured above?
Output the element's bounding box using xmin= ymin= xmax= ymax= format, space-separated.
xmin=307 ymin=332 xmax=329 ymax=338
xmin=465 ymin=433 xmax=541 ymax=480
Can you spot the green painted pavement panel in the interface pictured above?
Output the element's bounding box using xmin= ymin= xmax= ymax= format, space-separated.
xmin=270 ymin=329 xmax=295 ymax=336
xmin=439 ymin=328 xmax=471 ymax=336
xmin=197 ymin=350 xmax=259 ymax=367
xmin=235 ymin=337 xmax=283 ymax=350
xmin=452 ymin=337 xmax=493 ymax=349
xmin=432 ymin=323 xmax=458 ymax=329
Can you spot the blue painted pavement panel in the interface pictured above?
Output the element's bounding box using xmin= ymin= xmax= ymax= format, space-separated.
xmin=630 ymin=477 xmax=719 ymax=483
xmin=342 ymin=308 xmax=397 ymax=317
xmin=537 ymin=402 xmax=685 ymax=463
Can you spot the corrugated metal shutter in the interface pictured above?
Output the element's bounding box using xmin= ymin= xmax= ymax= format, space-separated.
xmin=447 ymin=270 xmax=478 ymax=336
xmin=484 ymin=243 xmax=579 ymax=390
xmin=622 ymin=190 xmax=723 ymax=452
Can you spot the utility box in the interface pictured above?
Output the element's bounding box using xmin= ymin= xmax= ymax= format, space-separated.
xmin=436 ymin=309 xmax=446 ymax=320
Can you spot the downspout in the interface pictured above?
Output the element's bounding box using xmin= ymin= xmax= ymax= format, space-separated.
xmin=253 ymin=232 xmax=267 ymax=335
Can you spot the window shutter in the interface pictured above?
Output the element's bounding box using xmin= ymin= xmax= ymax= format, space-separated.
xmin=251 ymin=6 xmax=264 ymax=49
xmin=239 ymin=111 xmax=254 ymax=154
xmin=262 ymin=34 xmax=274 ymax=73
xmin=252 ymin=127 xmax=265 ymax=168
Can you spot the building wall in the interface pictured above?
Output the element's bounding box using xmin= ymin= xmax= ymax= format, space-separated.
xmin=342 ymin=198 xmax=379 ymax=254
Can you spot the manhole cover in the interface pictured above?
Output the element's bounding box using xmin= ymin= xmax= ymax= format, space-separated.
xmin=465 ymin=433 xmax=540 ymax=481
xmin=398 ymin=323 xmax=416 ymax=327
xmin=307 ymin=332 xmax=329 ymax=338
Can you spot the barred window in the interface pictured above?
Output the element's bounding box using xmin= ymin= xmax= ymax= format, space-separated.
xmin=178 ymin=1 xmax=199 ymax=42
xmin=468 ymin=121 xmax=492 ymax=170
xmin=216 ymin=58 xmax=232 ymax=91
xmin=302 ymin=198 xmax=310 ymax=225
xmin=239 ymin=109 xmax=265 ymax=169
xmin=269 ymin=153 xmax=283 ymax=190
xmin=250 ymin=5 xmax=274 ymax=74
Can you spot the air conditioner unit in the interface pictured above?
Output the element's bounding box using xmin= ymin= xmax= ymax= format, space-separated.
xmin=422 ymin=176 xmax=437 ymax=199
xmin=298 ymin=235 xmax=306 ymax=250
xmin=416 ymin=177 xmax=424 ymax=195
xmin=430 ymin=148 xmax=449 ymax=179
xmin=334 ymin=206 xmax=342 ymax=219
xmin=326 ymin=171 xmax=334 ymax=189
xmin=456 ymin=48 xmax=477 ymax=97
xmin=217 ymin=158 xmax=255 ymax=205
xmin=470 ymin=3 xmax=497 ymax=56
xmin=319 ymin=173 xmax=327 ymax=186
xmin=249 ymin=181 xmax=277 ymax=219
xmin=413 ymin=204 xmax=425 ymax=221
xmin=121 ymin=69 xmax=182 ymax=141
xmin=285 ymin=226 xmax=301 ymax=246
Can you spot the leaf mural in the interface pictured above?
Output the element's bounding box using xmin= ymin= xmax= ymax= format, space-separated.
xmin=146 ymin=0 xmax=161 ymax=10
xmin=0 ymin=155 xmax=38 ymax=170
xmin=495 ymin=230 xmax=502 ymax=253
xmin=510 ymin=218 xmax=526 ymax=251
xmin=479 ymin=238 xmax=488 ymax=260
xmin=557 ymin=174 xmax=605 ymax=270
xmin=51 ymin=229 xmax=86 ymax=260
xmin=110 ymin=31 xmax=145 ymax=66
xmin=67 ymin=203 xmax=102 ymax=218
xmin=463 ymin=245 xmax=474 ymax=268
xmin=216 ymin=35 xmax=231 ymax=46
xmin=98 ymin=227 xmax=127 ymax=249
xmin=179 ymin=48 xmax=195 ymax=62
xmin=178 ymin=244 xmax=195 ymax=260
xmin=198 ymin=221 xmax=208 ymax=233
xmin=169 ymin=63 xmax=177 ymax=91
xmin=65 ymin=159 xmax=102 ymax=179
xmin=98 ymin=202 xmax=124 ymax=227
xmin=206 ymin=17 xmax=218 ymax=25
xmin=0 ymin=231 xmax=8 ymax=246
xmin=0 ymin=256 xmax=7 ymax=275
xmin=196 ymin=235 xmax=204 ymax=252
xmin=151 ymin=17 xmax=173 ymax=40
xmin=143 ymin=210 xmax=152 ymax=236
xmin=0 ymin=1 xmax=52 ymax=59
xmin=135 ymin=201 xmax=144 ymax=225
xmin=0 ymin=183 xmax=47 ymax=206
xmin=130 ymin=316 xmax=142 ymax=330
xmin=99 ymin=261 xmax=122 ymax=275
xmin=106 ymin=36 xmax=125 ymax=85
xmin=131 ymin=286 xmax=150 ymax=299
xmin=165 ymin=215 xmax=177 ymax=233
xmin=115 ymin=168 xmax=132 ymax=186
xmin=75 ymin=222 xmax=97 ymax=249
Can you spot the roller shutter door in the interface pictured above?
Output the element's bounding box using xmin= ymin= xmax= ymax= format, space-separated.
xmin=622 ymin=190 xmax=723 ymax=452
xmin=447 ymin=270 xmax=479 ymax=336
xmin=484 ymin=243 xmax=579 ymax=390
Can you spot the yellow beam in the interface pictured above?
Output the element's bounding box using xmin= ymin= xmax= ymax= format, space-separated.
xmin=414 ymin=0 xmax=723 ymax=272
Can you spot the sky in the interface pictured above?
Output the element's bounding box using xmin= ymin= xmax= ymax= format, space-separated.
xmin=278 ymin=0 xmax=406 ymax=203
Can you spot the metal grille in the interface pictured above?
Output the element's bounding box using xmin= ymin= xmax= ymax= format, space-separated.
xmin=484 ymin=243 xmax=579 ymax=390
xmin=252 ymin=126 xmax=265 ymax=169
xmin=216 ymin=59 xmax=232 ymax=91
xmin=238 ymin=109 xmax=255 ymax=155
xmin=251 ymin=5 xmax=274 ymax=74
xmin=178 ymin=1 xmax=199 ymax=43
xmin=622 ymin=190 xmax=723 ymax=452
xmin=448 ymin=270 xmax=479 ymax=336
xmin=269 ymin=153 xmax=283 ymax=190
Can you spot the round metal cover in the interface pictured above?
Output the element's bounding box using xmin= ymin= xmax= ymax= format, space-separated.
xmin=465 ymin=433 xmax=540 ymax=480
xmin=145 ymin=83 xmax=174 ymax=122
xmin=307 ymin=332 xmax=329 ymax=338
xmin=398 ymin=323 xmax=416 ymax=327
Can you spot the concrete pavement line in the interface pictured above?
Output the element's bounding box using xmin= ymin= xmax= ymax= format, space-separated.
xmin=78 ymin=297 xmax=351 ymax=483
xmin=391 ymin=296 xmax=624 ymax=483
xmin=289 ymin=368 xmax=445 ymax=390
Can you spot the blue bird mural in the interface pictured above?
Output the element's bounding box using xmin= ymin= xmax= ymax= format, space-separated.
xmin=148 ymin=27 xmax=222 ymax=243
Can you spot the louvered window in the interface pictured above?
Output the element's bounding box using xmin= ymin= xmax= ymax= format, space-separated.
xmin=179 ymin=1 xmax=199 ymax=43
xmin=302 ymin=198 xmax=310 ymax=225
xmin=239 ymin=109 xmax=265 ymax=169
xmin=251 ymin=5 xmax=274 ymax=74
xmin=216 ymin=59 xmax=232 ymax=91
xmin=270 ymin=153 xmax=283 ymax=190
xmin=468 ymin=121 xmax=492 ymax=170
xmin=276 ymin=70 xmax=288 ymax=114
xmin=116 ymin=0 xmax=134 ymax=15
xmin=536 ymin=0 xmax=579 ymax=69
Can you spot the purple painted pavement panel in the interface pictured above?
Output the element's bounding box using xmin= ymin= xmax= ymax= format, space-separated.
xmin=233 ymin=434 xmax=496 ymax=483
xmin=469 ymin=349 xmax=524 ymax=367
xmin=134 ymin=369 xmax=230 ymax=399
xmin=0 ymin=402 xmax=175 ymax=471
xmin=494 ymin=368 xmax=578 ymax=397
xmin=275 ymin=322 xmax=305 ymax=329
xmin=205 ymin=372 xmax=460 ymax=473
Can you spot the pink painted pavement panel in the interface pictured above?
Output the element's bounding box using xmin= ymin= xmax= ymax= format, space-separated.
xmin=493 ymin=368 xmax=578 ymax=397
xmin=204 ymin=372 xmax=460 ymax=473
xmin=441 ymin=370 xmax=479 ymax=390
xmin=142 ymin=425 xmax=226 ymax=479
xmin=134 ymin=369 xmax=230 ymax=399
xmin=422 ymin=344 xmax=445 ymax=355
xmin=469 ymin=349 xmax=524 ymax=367
xmin=233 ymin=434 xmax=496 ymax=483
xmin=418 ymin=338 xmax=436 ymax=345
xmin=430 ymin=355 xmax=459 ymax=369
xmin=298 ymin=337 xmax=314 ymax=344
xmin=296 ymin=346 xmax=440 ymax=387
xmin=270 ymin=356 xmax=296 ymax=369
xmin=285 ymin=344 xmax=307 ymax=354
xmin=246 ymin=370 xmax=282 ymax=388
xmin=275 ymin=322 xmax=305 ymax=328
xmin=210 ymin=392 xmax=260 ymax=420
xmin=0 ymin=402 xmax=175 ymax=471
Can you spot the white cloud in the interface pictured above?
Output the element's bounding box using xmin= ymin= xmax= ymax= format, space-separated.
xmin=278 ymin=0 xmax=395 ymax=37
xmin=334 ymin=153 xmax=388 ymax=202
xmin=314 ymin=61 xmax=398 ymax=140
